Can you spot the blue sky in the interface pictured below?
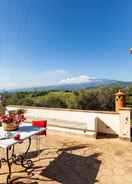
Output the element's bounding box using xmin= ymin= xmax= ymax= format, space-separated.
xmin=0 ymin=0 xmax=132 ymax=89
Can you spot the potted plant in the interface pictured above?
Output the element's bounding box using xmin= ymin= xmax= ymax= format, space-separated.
xmin=0 ymin=109 xmax=26 ymax=131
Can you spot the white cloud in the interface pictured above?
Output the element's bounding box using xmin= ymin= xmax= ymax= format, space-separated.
xmin=58 ymin=75 xmax=94 ymax=84
xmin=0 ymin=69 xmax=95 ymax=89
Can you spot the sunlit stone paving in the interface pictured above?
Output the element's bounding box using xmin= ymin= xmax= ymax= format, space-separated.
xmin=0 ymin=131 xmax=132 ymax=184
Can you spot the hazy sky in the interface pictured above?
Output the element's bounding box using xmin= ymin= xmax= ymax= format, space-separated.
xmin=0 ymin=0 xmax=132 ymax=89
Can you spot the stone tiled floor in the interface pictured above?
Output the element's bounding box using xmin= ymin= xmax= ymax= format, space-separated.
xmin=0 ymin=131 xmax=132 ymax=184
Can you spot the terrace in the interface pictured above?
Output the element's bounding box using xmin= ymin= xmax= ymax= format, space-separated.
xmin=0 ymin=131 xmax=132 ymax=184
xmin=0 ymin=90 xmax=132 ymax=183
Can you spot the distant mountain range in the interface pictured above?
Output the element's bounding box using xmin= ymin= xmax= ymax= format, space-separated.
xmin=3 ymin=78 xmax=132 ymax=92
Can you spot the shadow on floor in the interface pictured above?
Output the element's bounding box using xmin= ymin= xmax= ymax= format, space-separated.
xmin=12 ymin=181 xmax=38 ymax=184
xmin=25 ymin=149 xmax=44 ymax=159
xmin=41 ymin=152 xmax=101 ymax=184
xmin=8 ymin=176 xmax=53 ymax=184
xmin=0 ymin=144 xmax=101 ymax=184
xmin=57 ymin=144 xmax=89 ymax=154
xmin=97 ymin=133 xmax=118 ymax=139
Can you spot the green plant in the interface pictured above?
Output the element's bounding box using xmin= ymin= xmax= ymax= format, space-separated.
xmin=0 ymin=103 xmax=6 ymax=116
xmin=16 ymin=109 xmax=26 ymax=114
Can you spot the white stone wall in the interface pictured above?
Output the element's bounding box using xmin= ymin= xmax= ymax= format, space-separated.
xmin=7 ymin=105 xmax=121 ymax=136
xmin=119 ymin=108 xmax=132 ymax=140
xmin=86 ymin=112 xmax=120 ymax=135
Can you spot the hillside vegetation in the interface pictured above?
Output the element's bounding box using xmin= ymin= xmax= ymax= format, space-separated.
xmin=1 ymin=84 xmax=132 ymax=111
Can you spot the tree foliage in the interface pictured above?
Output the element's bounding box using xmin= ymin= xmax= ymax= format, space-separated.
xmin=1 ymin=84 xmax=132 ymax=111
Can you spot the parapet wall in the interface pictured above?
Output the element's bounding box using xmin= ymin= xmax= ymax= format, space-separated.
xmin=7 ymin=105 xmax=127 ymax=138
